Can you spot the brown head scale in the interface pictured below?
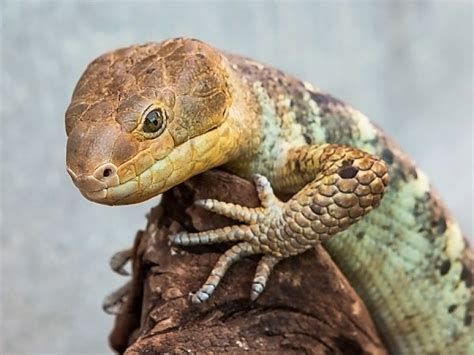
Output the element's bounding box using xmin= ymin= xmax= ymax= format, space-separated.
xmin=66 ymin=38 xmax=233 ymax=204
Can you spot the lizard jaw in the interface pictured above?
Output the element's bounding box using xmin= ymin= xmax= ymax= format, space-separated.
xmin=68 ymin=120 xmax=240 ymax=205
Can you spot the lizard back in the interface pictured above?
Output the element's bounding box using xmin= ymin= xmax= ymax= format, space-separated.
xmin=224 ymin=54 xmax=473 ymax=354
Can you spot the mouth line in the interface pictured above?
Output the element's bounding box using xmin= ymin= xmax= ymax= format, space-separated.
xmin=67 ymin=167 xmax=109 ymax=193
xmin=85 ymin=124 xmax=223 ymax=191
xmin=112 ymin=123 xmax=223 ymax=185
xmin=82 ymin=163 xmax=156 ymax=201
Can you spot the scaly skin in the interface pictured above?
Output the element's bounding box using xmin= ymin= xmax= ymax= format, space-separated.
xmin=65 ymin=38 xmax=473 ymax=354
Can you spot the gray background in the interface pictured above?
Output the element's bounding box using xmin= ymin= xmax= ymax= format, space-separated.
xmin=1 ymin=0 xmax=472 ymax=354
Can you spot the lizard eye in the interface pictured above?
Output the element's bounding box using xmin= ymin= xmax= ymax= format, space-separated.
xmin=141 ymin=108 xmax=166 ymax=137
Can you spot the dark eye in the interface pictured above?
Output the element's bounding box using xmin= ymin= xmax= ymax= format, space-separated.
xmin=143 ymin=109 xmax=165 ymax=133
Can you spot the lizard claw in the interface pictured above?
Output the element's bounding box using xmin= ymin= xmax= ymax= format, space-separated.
xmin=187 ymin=242 xmax=257 ymax=304
xmin=250 ymin=255 xmax=282 ymax=301
xmin=253 ymin=174 xmax=280 ymax=208
xmin=109 ymin=248 xmax=133 ymax=276
xmin=102 ymin=281 xmax=131 ymax=314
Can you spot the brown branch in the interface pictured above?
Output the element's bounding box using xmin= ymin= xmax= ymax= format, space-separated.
xmin=109 ymin=170 xmax=387 ymax=354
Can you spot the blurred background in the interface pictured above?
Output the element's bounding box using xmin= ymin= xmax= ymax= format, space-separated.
xmin=1 ymin=0 xmax=472 ymax=353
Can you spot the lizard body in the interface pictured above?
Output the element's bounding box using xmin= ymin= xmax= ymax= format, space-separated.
xmin=65 ymin=38 xmax=473 ymax=354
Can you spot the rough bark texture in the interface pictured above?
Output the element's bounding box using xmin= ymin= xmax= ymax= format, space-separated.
xmin=109 ymin=170 xmax=387 ymax=354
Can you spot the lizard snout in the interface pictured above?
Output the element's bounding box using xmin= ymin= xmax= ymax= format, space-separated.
xmin=67 ymin=163 xmax=119 ymax=197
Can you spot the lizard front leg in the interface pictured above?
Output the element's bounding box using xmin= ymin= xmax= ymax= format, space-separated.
xmin=170 ymin=144 xmax=389 ymax=303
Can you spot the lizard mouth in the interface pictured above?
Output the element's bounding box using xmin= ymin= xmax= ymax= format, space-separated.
xmin=68 ymin=121 xmax=235 ymax=205
xmin=67 ymin=167 xmax=114 ymax=202
xmin=67 ymin=155 xmax=174 ymax=205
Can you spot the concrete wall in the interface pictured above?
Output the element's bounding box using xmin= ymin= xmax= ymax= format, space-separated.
xmin=1 ymin=1 xmax=472 ymax=353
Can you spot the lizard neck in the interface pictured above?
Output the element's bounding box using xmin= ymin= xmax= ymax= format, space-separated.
xmin=221 ymin=55 xmax=310 ymax=183
xmin=219 ymin=58 xmax=263 ymax=165
xmin=220 ymin=53 xmax=418 ymax=196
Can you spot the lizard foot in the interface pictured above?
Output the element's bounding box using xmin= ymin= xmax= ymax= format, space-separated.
xmin=170 ymin=146 xmax=389 ymax=304
xmin=169 ymin=174 xmax=285 ymax=304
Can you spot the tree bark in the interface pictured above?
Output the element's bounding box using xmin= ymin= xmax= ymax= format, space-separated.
xmin=109 ymin=170 xmax=387 ymax=354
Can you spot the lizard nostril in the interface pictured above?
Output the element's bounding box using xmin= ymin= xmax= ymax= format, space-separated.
xmin=93 ymin=163 xmax=118 ymax=182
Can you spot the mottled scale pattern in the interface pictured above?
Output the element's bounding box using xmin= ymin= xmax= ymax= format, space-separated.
xmin=223 ymin=57 xmax=472 ymax=354
xmin=65 ymin=38 xmax=473 ymax=355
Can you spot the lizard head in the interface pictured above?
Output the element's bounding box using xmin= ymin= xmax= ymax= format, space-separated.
xmin=66 ymin=38 xmax=236 ymax=205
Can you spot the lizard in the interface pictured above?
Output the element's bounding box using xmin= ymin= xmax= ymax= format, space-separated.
xmin=65 ymin=37 xmax=473 ymax=354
